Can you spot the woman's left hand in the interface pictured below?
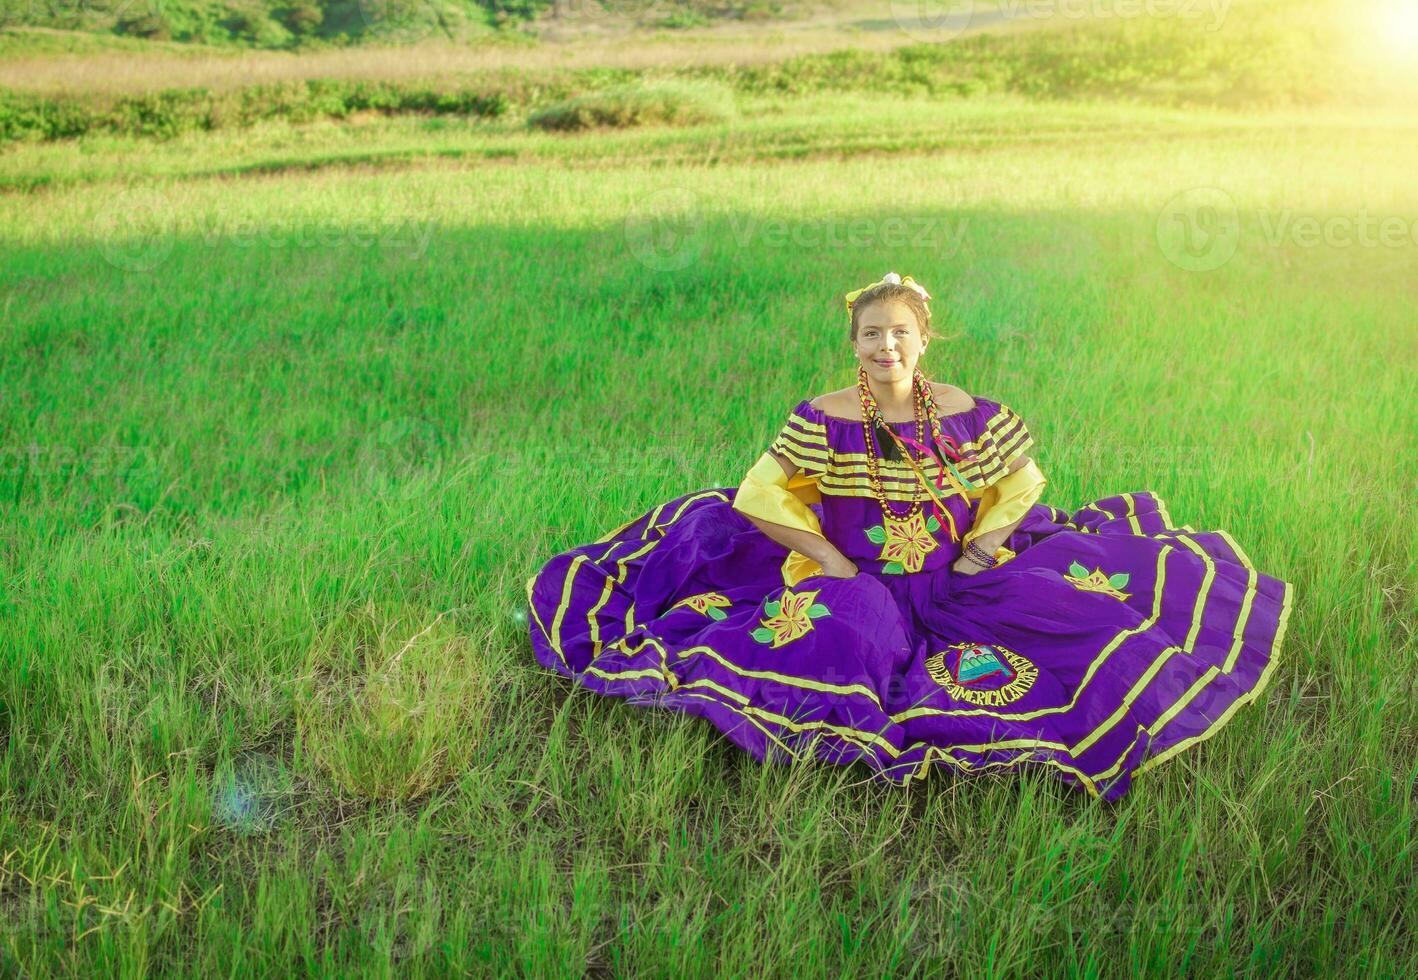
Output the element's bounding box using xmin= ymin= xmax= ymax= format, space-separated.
xmin=952 ymin=554 xmax=986 ymax=576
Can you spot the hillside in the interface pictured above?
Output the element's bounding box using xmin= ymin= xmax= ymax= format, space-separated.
xmin=3 ymin=0 xmax=804 ymax=49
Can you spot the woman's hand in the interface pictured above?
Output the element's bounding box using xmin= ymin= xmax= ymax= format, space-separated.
xmin=952 ymin=554 xmax=988 ymax=576
xmin=818 ymin=552 xmax=860 ymax=579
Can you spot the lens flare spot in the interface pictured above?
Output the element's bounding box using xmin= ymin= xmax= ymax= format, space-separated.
xmin=211 ymin=752 xmax=292 ymax=836
xmin=1377 ymin=0 xmax=1418 ymax=59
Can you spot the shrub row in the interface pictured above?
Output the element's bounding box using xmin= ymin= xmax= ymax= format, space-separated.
xmin=0 ymin=77 xmax=518 ymax=143
xmin=0 ymin=5 xmax=1356 ymax=145
xmin=527 ymin=79 xmax=736 ymax=132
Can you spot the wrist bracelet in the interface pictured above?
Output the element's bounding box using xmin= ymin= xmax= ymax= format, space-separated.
xmin=963 ymin=540 xmax=997 ymax=569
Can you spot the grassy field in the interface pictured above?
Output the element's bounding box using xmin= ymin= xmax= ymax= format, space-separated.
xmin=2 ymin=2 xmax=1417 ymax=976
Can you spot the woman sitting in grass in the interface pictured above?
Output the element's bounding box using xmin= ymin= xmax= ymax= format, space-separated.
xmin=526 ymin=272 xmax=1293 ymax=801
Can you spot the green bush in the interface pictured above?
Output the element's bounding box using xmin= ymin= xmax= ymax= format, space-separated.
xmin=109 ymin=90 xmax=217 ymax=139
xmin=0 ymin=92 xmax=94 ymax=143
xmin=477 ymin=0 xmax=555 ymax=23
xmin=656 ymin=11 xmax=713 ymax=30
xmin=0 ymin=77 xmax=514 ymax=145
xmin=279 ymin=3 xmax=324 ymax=35
xmin=115 ymin=13 xmax=172 ymax=40
xmin=221 ymin=11 xmax=294 ymax=48
xmin=527 ymin=78 xmax=736 ymax=133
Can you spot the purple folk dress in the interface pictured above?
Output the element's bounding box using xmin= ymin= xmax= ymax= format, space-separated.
xmin=526 ymin=395 xmax=1294 ymax=801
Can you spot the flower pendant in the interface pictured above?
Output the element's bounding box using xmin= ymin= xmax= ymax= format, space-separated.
xmin=865 ymin=510 xmax=941 ymax=574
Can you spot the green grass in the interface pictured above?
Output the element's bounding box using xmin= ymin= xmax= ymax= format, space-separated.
xmin=8 ymin=93 xmax=1411 ymax=194
xmin=1 ymin=83 xmax=1415 ymax=979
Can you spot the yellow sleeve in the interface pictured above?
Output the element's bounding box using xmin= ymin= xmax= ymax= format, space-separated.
xmin=732 ymin=403 xmax=832 ymax=586
xmin=962 ymin=458 xmax=1048 ymax=562
xmin=956 ymin=402 xmax=1044 ymax=564
xmin=732 ymin=453 xmax=827 ymax=587
xmin=733 ymin=452 xmax=822 ymax=531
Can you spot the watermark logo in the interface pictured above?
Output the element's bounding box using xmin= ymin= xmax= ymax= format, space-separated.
xmin=891 ymin=1 xmax=1231 ymax=43
xmin=624 ymin=187 xmax=707 ymax=272
xmin=1159 ymin=187 xmax=1418 ymax=272
xmin=92 ymin=188 xmax=438 ymax=273
xmin=889 ymin=0 xmax=977 ymax=43
xmin=356 ymin=416 xmax=445 ymax=479
xmin=1003 ymin=1 xmax=1230 ymax=30
xmin=1156 ymin=187 xmax=1240 ymax=272
xmin=93 ymin=187 xmax=175 ymax=273
xmin=358 ymin=870 xmax=443 ymax=962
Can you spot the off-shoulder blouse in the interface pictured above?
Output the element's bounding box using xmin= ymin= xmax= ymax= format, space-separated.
xmin=735 ymin=394 xmax=1037 ymax=578
xmin=767 ymin=395 xmax=1035 ymax=502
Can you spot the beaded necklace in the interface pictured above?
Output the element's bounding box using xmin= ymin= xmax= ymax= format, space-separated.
xmin=855 ymin=365 xmax=929 ymax=525
xmin=857 ymin=366 xmax=981 ymax=544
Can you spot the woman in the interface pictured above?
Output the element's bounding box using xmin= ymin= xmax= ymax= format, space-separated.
xmin=525 ymin=272 xmax=1294 ymax=801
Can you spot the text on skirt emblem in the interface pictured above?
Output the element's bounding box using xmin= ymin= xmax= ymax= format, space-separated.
xmin=925 ymin=642 xmax=1038 ymax=707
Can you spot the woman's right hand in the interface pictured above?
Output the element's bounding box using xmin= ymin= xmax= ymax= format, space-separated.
xmin=818 ymin=552 xmax=859 ymax=579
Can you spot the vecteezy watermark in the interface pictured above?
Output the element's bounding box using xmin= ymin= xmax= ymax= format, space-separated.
xmin=2 ymin=0 xmax=164 ymax=24
xmin=0 ymin=443 xmax=155 ymax=479
xmin=194 ymin=213 xmax=438 ymax=261
xmin=1157 ymin=187 xmax=1418 ymax=272
xmin=623 ymin=187 xmax=707 ymax=272
xmin=890 ymin=0 xmax=1231 ymax=44
xmin=725 ymin=214 xmax=971 ymax=254
xmin=623 ymin=188 xmax=969 ymax=270
xmin=1050 ymin=438 xmax=1223 ymax=489
xmin=92 ymin=187 xmax=439 ymax=273
xmin=1256 ymin=209 xmax=1418 ymax=250
xmin=537 ymin=0 xmax=669 ymax=21
xmin=908 ymin=881 xmax=1236 ymax=953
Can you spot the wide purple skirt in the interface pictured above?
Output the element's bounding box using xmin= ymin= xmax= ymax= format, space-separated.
xmin=526 ymin=489 xmax=1294 ymax=802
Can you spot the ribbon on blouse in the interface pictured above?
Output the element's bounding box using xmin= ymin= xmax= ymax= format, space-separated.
xmin=894 ymin=426 xmax=980 ymax=487
xmin=874 ymin=424 xmax=980 ymax=543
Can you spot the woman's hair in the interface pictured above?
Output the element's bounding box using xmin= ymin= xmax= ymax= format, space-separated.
xmin=848 ymin=282 xmax=933 ymax=344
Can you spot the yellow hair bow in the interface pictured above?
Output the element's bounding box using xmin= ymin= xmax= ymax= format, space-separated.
xmin=844 ymin=271 xmax=933 ymax=312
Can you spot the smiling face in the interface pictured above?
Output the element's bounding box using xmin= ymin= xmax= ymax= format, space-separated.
xmin=852 ymin=298 xmax=929 ymax=384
